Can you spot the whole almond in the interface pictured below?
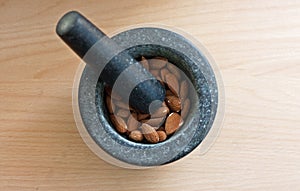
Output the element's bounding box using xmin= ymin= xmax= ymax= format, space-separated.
xmin=157 ymin=131 xmax=167 ymax=142
xmin=149 ymin=57 xmax=168 ymax=69
xmin=165 ymin=95 xmax=181 ymax=112
xmin=106 ymin=96 xmax=115 ymax=114
xmin=110 ymin=115 xmax=127 ymax=134
xmin=105 ymin=86 xmax=122 ymax=101
xmin=180 ymin=80 xmax=189 ymax=101
xmin=140 ymin=56 xmax=149 ymax=70
xmin=165 ymin=73 xmax=179 ymax=97
xmin=165 ymin=112 xmax=182 ymax=135
xmin=129 ymin=130 xmax=144 ymax=142
xmin=151 ymin=106 xmax=169 ymax=118
xmin=137 ymin=113 xmax=150 ymax=121
xmin=142 ymin=116 xmax=165 ymax=127
xmin=117 ymin=109 xmax=130 ymax=118
xmin=167 ymin=63 xmax=181 ymax=80
xmin=141 ymin=124 xmax=159 ymax=143
xmin=181 ymin=98 xmax=190 ymax=119
xmin=127 ymin=114 xmax=140 ymax=132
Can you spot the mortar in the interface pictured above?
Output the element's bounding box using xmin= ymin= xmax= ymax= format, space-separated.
xmin=72 ymin=26 xmax=224 ymax=168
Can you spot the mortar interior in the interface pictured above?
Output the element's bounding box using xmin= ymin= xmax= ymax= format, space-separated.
xmin=95 ymin=44 xmax=211 ymax=147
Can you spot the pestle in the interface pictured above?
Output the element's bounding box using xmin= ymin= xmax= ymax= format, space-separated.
xmin=56 ymin=11 xmax=165 ymax=113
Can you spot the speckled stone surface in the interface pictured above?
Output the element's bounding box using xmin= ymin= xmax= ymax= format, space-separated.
xmin=78 ymin=27 xmax=218 ymax=166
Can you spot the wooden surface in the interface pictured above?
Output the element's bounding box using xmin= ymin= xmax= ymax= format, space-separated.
xmin=1 ymin=0 xmax=299 ymax=190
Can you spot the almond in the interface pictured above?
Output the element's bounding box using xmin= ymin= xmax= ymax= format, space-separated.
xmin=105 ymin=57 xmax=190 ymax=144
xmin=157 ymin=131 xmax=167 ymax=142
xmin=150 ymin=69 xmax=160 ymax=77
xmin=166 ymin=89 xmax=174 ymax=96
xmin=180 ymin=80 xmax=189 ymax=101
xmin=115 ymin=100 xmax=129 ymax=110
xmin=167 ymin=63 xmax=181 ymax=80
xmin=149 ymin=57 xmax=168 ymax=69
xmin=137 ymin=113 xmax=150 ymax=121
xmin=105 ymin=86 xmax=122 ymax=101
xmin=165 ymin=73 xmax=179 ymax=97
xmin=181 ymin=98 xmax=190 ymax=119
xmin=157 ymin=126 xmax=165 ymax=131
xmin=110 ymin=115 xmax=127 ymax=133
xmin=131 ymin=111 xmax=138 ymax=120
xmin=140 ymin=56 xmax=149 ymax=70
xmin=116 ymin=109 xmax=130 ymax=118
xmin=165 ymin=95 xmax=181 ymax=112
xmin=160 ymin=68 xmax=170 ymax=82
xmin=141 ymin=124 xmax=159 ymax=143
xmin=162 ymin=101 xmax=167 ymax=107
xmin=156 ymin=76 xmax=165 ymax=87
xmin=179 ymin=115 xmax=184 ymax=126
xmin=151 ymin=106 xmax=169 ymax=118
xmin=127 ymin=114 xmax=140 ymax=132
xmin=129 ymin=130 xmax=143 ymax=142
xmin=106 ymin=96 xmax=115 ymax=114
xmin=165 ymin=112 xmax=181 ymax=135
xmin=142 ymin=116 xmax=165 ymax=127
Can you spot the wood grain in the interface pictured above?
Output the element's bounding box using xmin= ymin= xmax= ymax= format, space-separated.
xmin=0 ymin=0 xmax=299 ymax=190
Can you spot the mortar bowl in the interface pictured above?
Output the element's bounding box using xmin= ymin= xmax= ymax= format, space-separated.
xmin=72 ymin=26 xmax=224 ymax=168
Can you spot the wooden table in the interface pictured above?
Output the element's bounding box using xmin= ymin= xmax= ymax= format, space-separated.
xmin=1 ymin=0 xmax=299 ymax=190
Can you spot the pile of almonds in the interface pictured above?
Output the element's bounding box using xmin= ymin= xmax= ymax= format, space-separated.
xmin=105 ymin=57 xmax=190 ymax=144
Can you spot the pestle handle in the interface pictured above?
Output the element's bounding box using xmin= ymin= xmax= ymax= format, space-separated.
xmin=56 ymin=11 xmax=165 ymax=113
xmin=56 ymin=11 xmax=106 ymax=58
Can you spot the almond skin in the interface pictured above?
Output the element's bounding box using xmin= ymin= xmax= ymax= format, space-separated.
xmin=157 ymin=131 xmax=167 ymax=142
xmin=157 ymin=126 xmax=165 ymax=131
xmin=105 ymin=86 xmax=122 ymax=101
xmin=162 ymin=101 xmax=167 ymax=107
xmin=180 ymin=80 xmax=189 ymax=101
xmin=140 ymin=56 xmax=149 ymax=70
xmin=142 ymin=116 xmax=165 ymax=127
xmin=149 ymin=57 xmax=168 ymax=69
xmin=150 ymin=69 xmax=160 ymax=77
xmin=167 ymin=63 xmax=181 ymax=80
xmin=179 ymin=116 xmax=184 ymax=127
xmin=160 ymin=68 xmax=170 ymax=82
xmin=181 ymin=98 xmax=190 ymax=119
xmin=106 ymin=96 xmax=115 ymax=114
xmin=137 ymin=113 xmax=150 ymax=121
xmin=127 ymin=114 xmax=140 ymax=132
xmin=115 ymin=100 xmax=130 ymax=110
xmin=141 ymin=124 xmax=159 ymax=143
xmin=165 ymin=112 xmax=182 ymax=135
xmin=129 ymin=130 xmax=143 ymax=142
xmin=166 ymin=89 xmax=174 ymax=96
xmin=151 ymin=106 xmax=169 ymax=118
xmin=116 ymin=109 xmax=130 ymax=118
xmin=110 ymin=115 xmax=127 ymax=134
xmin=165 ymin=95 xmax=181 ymax=112
xmin=165 ymin=74 xmax=179 ymax=97
xmin=156 ymin=76 xmax=165 ymax=87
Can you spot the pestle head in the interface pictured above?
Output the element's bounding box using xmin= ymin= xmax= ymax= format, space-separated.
xmin=56 ymin=11 xmax=165 ymax=113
